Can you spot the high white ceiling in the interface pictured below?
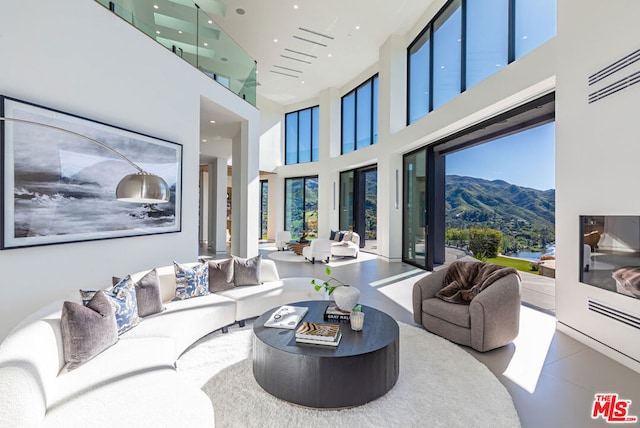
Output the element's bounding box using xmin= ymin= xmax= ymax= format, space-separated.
xmin=212 ymin=0 xmax=434 ymax=106
xmin=199 ymin=0 xmax=435 ymax=165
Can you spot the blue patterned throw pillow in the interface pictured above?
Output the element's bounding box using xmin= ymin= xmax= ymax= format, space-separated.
xmin=80 ymin=276 xmax=140 ymax=335
xmin=173 ymin=262 xmax=210 ymax=301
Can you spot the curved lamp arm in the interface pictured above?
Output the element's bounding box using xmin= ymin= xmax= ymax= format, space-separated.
xmin=0 ymin=116 xmax=170 ymax=203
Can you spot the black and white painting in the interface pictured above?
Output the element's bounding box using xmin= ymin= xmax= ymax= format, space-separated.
xmin=1 ymin=96 xmax=182 ymax=249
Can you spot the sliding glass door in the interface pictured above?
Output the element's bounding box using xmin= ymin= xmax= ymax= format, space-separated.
xmin=403 ymin=149 xmax=428 ymax=268
xmin=339 ymin=165 xmax=377 ymax=251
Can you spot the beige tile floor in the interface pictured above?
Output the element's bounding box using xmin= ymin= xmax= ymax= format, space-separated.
xmin=204 ymin=245 xmax=640 ymax=428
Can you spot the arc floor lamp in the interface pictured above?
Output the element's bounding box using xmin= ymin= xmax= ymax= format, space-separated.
xmin=0 ymin=117 xmax=170 ymax=204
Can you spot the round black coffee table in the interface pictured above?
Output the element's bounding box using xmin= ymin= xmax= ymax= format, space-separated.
xmin=252 ymin=300 xmax=399 ymax=408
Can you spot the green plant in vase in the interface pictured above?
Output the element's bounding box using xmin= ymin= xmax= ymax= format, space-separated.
xmin=311 ymin=267 xmax=345 ymax=296
xmin=311 ymin=267 xmax=361 ymax=311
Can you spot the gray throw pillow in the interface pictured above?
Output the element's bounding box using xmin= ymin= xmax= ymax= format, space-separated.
xmin=208 ymin=259 xmax=235 ymax=292
xmin=60 ymin=290 xmax=118 ymax=371
xmin=134 ymin=269 xmax=163 ymax=317
xmin=233 ymin=254 xmax=262 ymax=286
xmin=112 ymin=269 xmax=163 ymax=317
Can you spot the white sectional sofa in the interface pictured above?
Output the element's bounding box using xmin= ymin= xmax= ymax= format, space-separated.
xmin=0 ymin=258 xmax=322 ymax=428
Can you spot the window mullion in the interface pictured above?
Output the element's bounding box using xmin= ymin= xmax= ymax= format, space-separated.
xmin=428 ymin=25 xmax=434 ymax=112
xmin=370 ymin=76 xmax=374 ymax=146
xmin=508 ymin=0 xmax=516 ymax=63
xmin=461 ymin=0 xmax=467 ymax=93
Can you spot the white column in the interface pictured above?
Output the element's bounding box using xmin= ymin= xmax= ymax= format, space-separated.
xmin=231 ymin=119 xmax=260 ymax=257
xmin=208 ymin=158 xmax=228 ymax=253
xmin=379 ymin=34 xmax=407 ymax=137
xmin=376 ymin=34 xmax=407 ymax=262
xmin=318 ymin=87 xmax=341 ymax=235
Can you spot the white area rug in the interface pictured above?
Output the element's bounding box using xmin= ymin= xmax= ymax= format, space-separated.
xmin=267 ymin=251 xmax=307 ymax=263
xmin=267 ymin=250 xmax=378 ymax=265
xmin=177 ymin=323 xmax=521 ymax=428
xmin=327 ymin=250 xmax=377 ymax=267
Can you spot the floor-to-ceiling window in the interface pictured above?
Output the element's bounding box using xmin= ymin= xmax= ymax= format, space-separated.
xmin=285 ymin=106 xmax=320 ymax=165
xmin=342 ymin=75 xmax=379 ymax=155
xmin=432 ymin=0 xmax=462 ymax=110
xmin=285 ymin=176 xmax=318 ymax=240
xmin=465 ymin=0 xmax=509 ymax=88
xmin=515 ymin=0 xmax=557 ymax=59
xmin=408 ymin=26 xmax=431 ymax=124
xmin=408 ymin=0 xmax=556 ymax=124
xmin=260 ymin=179 xmax=268 ymax=240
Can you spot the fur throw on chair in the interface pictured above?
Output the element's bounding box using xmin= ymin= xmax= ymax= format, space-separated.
xmin=436 ymin=260 xmax=520 ymax=304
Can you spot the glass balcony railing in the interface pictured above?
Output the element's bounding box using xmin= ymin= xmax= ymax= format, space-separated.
xmin=95 ymin=0 xmax=257 ymax=106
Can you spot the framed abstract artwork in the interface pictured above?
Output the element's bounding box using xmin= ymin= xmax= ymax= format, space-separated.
xmin=1 ymin=96 xmax=182 ymax=249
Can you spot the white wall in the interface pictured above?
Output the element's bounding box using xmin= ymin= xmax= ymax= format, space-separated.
xmin=0 ymin=0 xmax=258 ymax=340
xmin=257 ymin=96 xmax=285 ymax=173
xmin=555 ymin=0 xmax=640 ymax=370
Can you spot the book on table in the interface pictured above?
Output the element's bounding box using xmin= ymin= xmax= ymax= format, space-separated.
xmin=324 ymin=302 xmax=351 ymax=322
xmin=263 ymin=305 xmax=308 ymax=329
xmin=296 ymin=330 xmax=342 ymax=347
xmin=295 ymin=321 xmax=340 ymax=342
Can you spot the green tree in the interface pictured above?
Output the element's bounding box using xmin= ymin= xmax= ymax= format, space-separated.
xmin=469 ymin=228 xmax=502 ymax=260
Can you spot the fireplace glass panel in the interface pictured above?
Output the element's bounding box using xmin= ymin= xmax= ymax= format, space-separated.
xmin=580 ymin=215 xmax=640 ymax=299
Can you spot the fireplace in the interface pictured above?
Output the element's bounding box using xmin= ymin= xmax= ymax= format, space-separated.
xmin=580 ymin=215 xmax=640 ymax=299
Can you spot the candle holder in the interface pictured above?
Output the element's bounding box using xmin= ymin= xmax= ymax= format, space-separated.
xmin=350 ymin=310 xmax=364 ymax=331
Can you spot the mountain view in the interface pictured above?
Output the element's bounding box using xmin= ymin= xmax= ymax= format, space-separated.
xmin=445 ymin=175 xmax=555 ymax=253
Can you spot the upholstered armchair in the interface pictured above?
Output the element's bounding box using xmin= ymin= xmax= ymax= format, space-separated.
xmin=331 ymin=232 xmax=360 ymax=258
xmin=302 ymin=239 xmax=332 ymax=264
xmin=275 ymin=231 xmax=292 ymax=251
xmin=412 ymin=259 xmax=521 ymax=352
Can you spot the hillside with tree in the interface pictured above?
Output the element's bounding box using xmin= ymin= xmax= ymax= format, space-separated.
xmin=445 ymin=175 xmax=555 ymax=254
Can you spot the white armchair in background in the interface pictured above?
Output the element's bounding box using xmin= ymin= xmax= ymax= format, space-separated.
xmin=331 ymin=232 xmax=360 ymax=259
xmin=302 ymin=239 xmax=333 ymax=264
xmin=276 ymin=231 xmax=292 ymax=251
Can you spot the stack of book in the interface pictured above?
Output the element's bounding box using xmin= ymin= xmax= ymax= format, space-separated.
xmin=324 ymin=302 xmax=351 ymax=322
xmin=295 ymin=322 xmax=342 ymax=347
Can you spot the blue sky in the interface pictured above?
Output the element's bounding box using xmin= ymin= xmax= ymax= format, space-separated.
xmin=446 ymin=122 xmax=555 ymax=191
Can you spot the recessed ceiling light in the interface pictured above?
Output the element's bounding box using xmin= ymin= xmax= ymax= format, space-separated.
xmin=178 ymin=30 xmax=183 ymax=34
xmin=301 ymin=81 xmax=305 ymax=84
xmin=293 ymin=5 xmax=299 ymax=9
xmin=204 ymin=42 xmax=208 ymax=46
xmin=236 ymin=8 xmax=245 ymax=15
xmin=210 ymin=120 xmax=216 ymax=124
xmin=208 ymin=20 xmax=213 ymax=24
xmin=156 ymin=30 xmax=160 ymax=34
xmin=153 ymin=4 xmax=159 ymax=9
xmin=355 ymin=25 xmax=360 ymax=30
xmin=328 ymin=53 xmax=332 ymax=58
xmin=202 ymin=139 xmax=207 ymax=142
xmin=274 ymin=38 xmax=278 ymax=43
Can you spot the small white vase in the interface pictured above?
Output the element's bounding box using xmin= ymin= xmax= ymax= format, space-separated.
xmin=332 ymin=285 xmax=360 ymax=311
